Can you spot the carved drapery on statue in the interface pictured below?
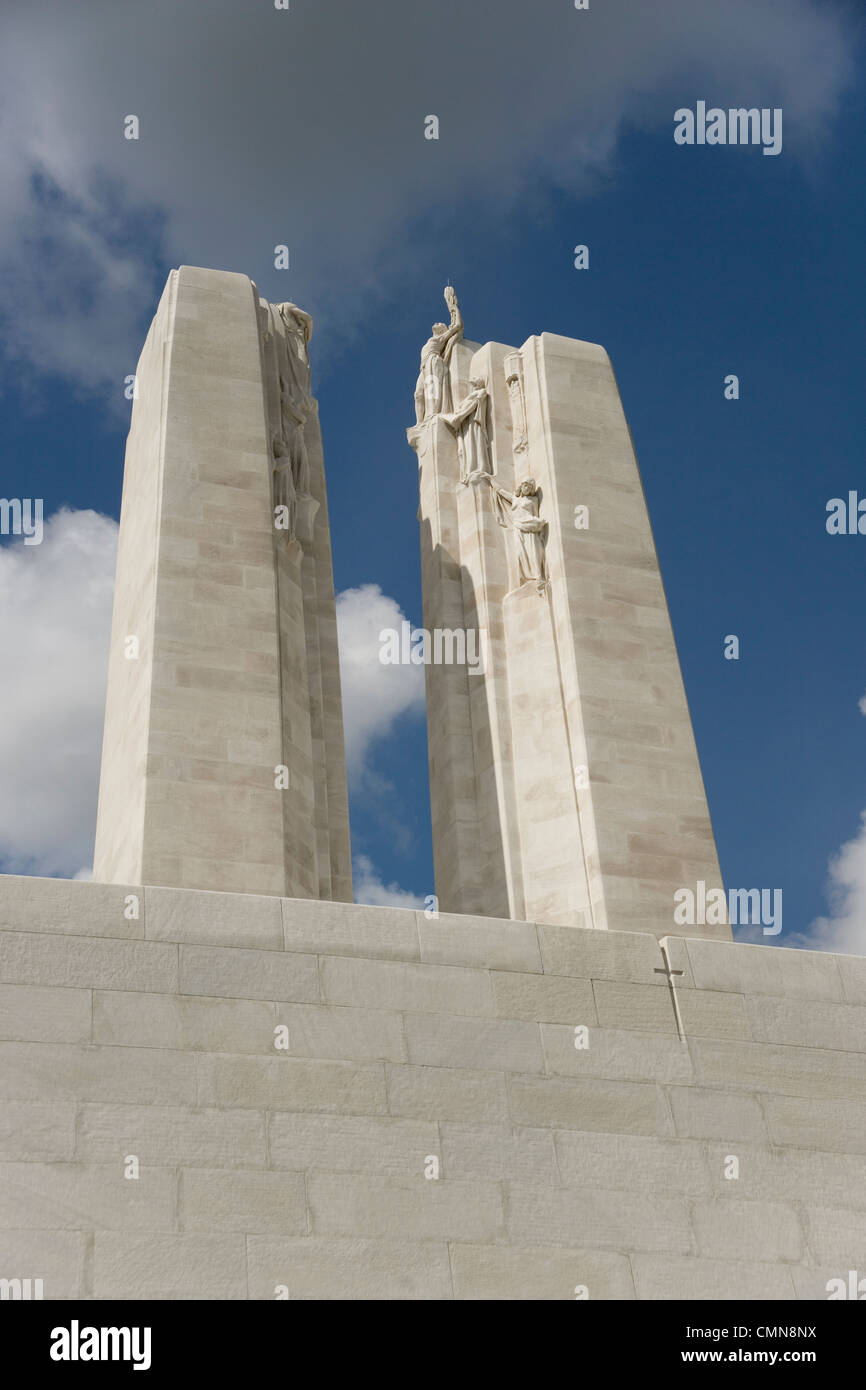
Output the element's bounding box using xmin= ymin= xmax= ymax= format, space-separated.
xmin=486 ymin=477 xmax=548 ymax=593
xmin=442 ymin=378 xmax=492 ymax=484
xmin=272 ymin=438 xmax=298 ymax=539
xmin=269 ymin=301 xmax=318 ymax=544
xmin=504 ymin=352 xmax=528 ymax=455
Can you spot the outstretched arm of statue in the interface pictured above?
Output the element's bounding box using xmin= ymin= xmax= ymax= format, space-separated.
xmin=442 ymin=326 xmax=461 ymax=362
xmin=442 ymin=395 xmax=476 ymax=430
xmin=441 ymin=288 xmax=464 ymax=360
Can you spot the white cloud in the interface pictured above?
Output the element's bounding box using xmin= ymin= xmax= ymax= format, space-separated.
xmin=353 ymin=854 xmax=424 ymax=910
xmin=805 ymin=812 xmax=866 ymax=957
xmin=335 ymin=583 xmax=425 ymax=784
xmin=800 ymin=691 xmax=866 ymax=957
xmin=0 ymin=508 xmax=117 ymax=876
xmin=0 ymin=525 xmax=422 ymax=880
xmin=0 ymin=0 xmax=855 ymax=395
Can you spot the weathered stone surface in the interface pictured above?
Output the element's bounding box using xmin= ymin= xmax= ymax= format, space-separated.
xmin=387 ymin=1063 xmax=509 ymax=1123
xmin=404 ymin=1012 xmax=544 ymax=1073
xmin=594 ymin=979 xmax=749 ymax=1038
xmin=93 ymin=989 xmax=274 ymax=1053
xmin=0 ymin=983 xmax=91 ymax=1044
xmin=77 ymin=1104 xmax=266 ymax=1168
xmin=178 ymin=942 xmax=319 ymax=1002
xmin=0 ymin=1162 xmax=177 ymax=1232
xmin=690 ymin=1198 xmax=804 ymax=1262
xmin=766 ymin=1094 xmax=866 ymax=1154
xmin=196 ymin=1054 xmax=388 ymax=1115
xmin=93 ymin=1233 xmax=247 ymax=1299
xmin=491 ymin=969 xmax=595 ymax=1022
xmin=0 ymin=1103 xmax=76 ymax=1161
xmin=269 ymin=1113 xmax=438 ymax=1178
xmin=450 ymin=1244 xmax=634 ymax=1300
xmin=410 ymin=318 xmax=726 ymax=938
xmin=0 ymin=876 xmax=143 ymax=939
xmin=0 ymin=931 xmax=177 ymax=993
xmin=418 ymin=914 xmax=542 ymax=972
xmin=321 ymin=955 xmax=493 ymax=1016
xmin=0 ymin=873 xmax=862 ymax=1301
xmin=92 ymin=267 xmax=351 ymax=904
xmin=145 ymin=885 xmax=283 ymax=950
xmin=0 ymin=1231 xmax=87 ymax=1299
xmin=555 ymin=1130 xmax=712 ymax=1195
xmin=538 ymin=924 xmax=692 ymax=984
xmin=247 ymin=1236 xmax=453 ymax=1300
xmin=180 ymin=1169 xmax=307 ymax=1234
xmin=668 ymin=1086 xmax=768 ymax=1142
xmin=508 ymin=1074 xmax=673 ymax=1135
xmin=541 ymin=1022 xmax=695 ymax=1084
xmin=308 ymin=1173 xmax=504 ymax=1242
xmin=0 ymin=1039 xmax=195 ymax=1106
xmin=687 ymin=938 xmax=843 ymax=1001
xmin=440 ymin=1122 xmax=557 ymax=1183
xmin=630 ymin=1254 xmax=796 ymax=1301
xmin=505 ymin=1184 xmax=692 ymax=1253
xmin=282 ymin=898 xmax=419 ymax=961
xmin=273 ymin=1002 xmax=406 ymax=1062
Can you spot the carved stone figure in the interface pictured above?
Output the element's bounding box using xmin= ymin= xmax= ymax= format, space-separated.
xmin=272 ymin=434 xmax=297 ymax=540
xmin=504 ymin=352 xmax=528 ymax=454
xmin=414 ymin=286 xmax=463 ymax=424
xmin=442 ymin=377 xmax=491 ymax=483
xmin=277 ymin=302 xmax=313 ymax=403
xmin=278 ymin=384 xmax=311 ymax=498
xmin=275 ymin=303 xmax=314 ymax=498
xmin=486 ymin=476 xmax=548 ymax=593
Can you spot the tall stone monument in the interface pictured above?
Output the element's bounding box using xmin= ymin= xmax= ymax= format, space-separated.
xmin=408 ymin=290 xmax=726 ymax=939
xmin=1 ymin=274 xmax=860 ymax=1303
xmin=93 ymin=266 xmax=352 ymax=901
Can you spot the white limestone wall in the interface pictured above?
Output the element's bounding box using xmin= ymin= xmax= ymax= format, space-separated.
xmin=93 ymin=267 xmax=351 ymax=903
xmin=523 ymin=333 xmax=725 ymax=937
xmin=94 ymin=267 xmax=288 ymax=895
xmin=0 ymin=875 xmax=863 ymax=1300
xmin=416 ymin=412 xmax=490 ymax=917
xmin=412 ymin=327 xmax=725 ymax=939
xmin=93 ymin=271 xmax=175 ymax=885
xmin=302 ymin=401 xmax=353 ymax=903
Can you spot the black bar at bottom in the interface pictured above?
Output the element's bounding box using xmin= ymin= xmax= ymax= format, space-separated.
xmin=2 ymin=1298 xmax=859 ymax=1376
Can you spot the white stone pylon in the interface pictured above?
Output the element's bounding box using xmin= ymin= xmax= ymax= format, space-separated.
xmin=408 ymin=293 xmax=727 ymax=938
xmin=94 ymin=266 xmax=352 ymax=900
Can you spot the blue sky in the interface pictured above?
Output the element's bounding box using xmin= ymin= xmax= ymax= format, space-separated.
xmin=0 ymin=0 xmax=863 ymax=951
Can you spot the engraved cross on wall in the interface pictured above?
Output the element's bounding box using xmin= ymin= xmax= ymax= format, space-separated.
xmin=654 ymin=942 xmax=686 ymax=1043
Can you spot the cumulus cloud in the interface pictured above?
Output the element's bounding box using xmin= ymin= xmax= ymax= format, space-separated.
xmin=0 ymin=0 xmax=855 ymax=395
xmin=335 ymin=583 xmax=426 ymax=784
xmin=798 ymin=690 xmax=866 ymax=956
xmin=803 ymin=812 xmax=866 ymax=957
xmin=353 ymin=854 xmax=425 ymax=910
xmin=0 ymin=516 xmax=421 ymax=880
xmin=0 ymin=508 xmax=116 ymax=876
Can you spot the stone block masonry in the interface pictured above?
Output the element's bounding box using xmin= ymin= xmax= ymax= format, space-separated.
xmin=93 ymin=268 xmax=351 ymax=903
xmin=408 ymin=291 xmax=726 ymax=939
xmin=0 ymin=875 xmax=862 ymax=1301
